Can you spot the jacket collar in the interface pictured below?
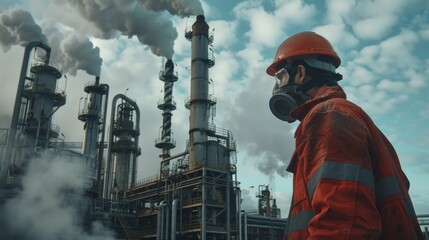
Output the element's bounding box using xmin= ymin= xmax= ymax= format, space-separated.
xmin=291 ymin=85 xmax=347 ymax=121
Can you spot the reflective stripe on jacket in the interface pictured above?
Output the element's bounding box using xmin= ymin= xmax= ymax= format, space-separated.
xmin=284 ymin=86 xmax=423 ymax=240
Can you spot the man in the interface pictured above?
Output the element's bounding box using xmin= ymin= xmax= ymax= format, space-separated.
xmin=266 ymin=31 xmax=423 ymax=239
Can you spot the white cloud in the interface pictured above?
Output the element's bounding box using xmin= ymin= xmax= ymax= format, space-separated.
xmin=351 ymin=29 xmax=420 ymax=77
xmin=210 ymin=50 xmax=240 ymax=95
xmin=377 ymin=79 xmax=406 ymax=92
xmin=378 ymin=29 xmax=419 ymax=66
xmin=237 ymin=45 xmax=267 ymax=69
xmin=233 ymin=0 xmax=317 ymax=48
xmin=312 ymin=23 xmax=359 ymax=50
xmin=353 ymin=15 xmax=398 ymax=40
xmin=91 ymin=38 xmax=127 ymax=66
xmin=274 ymin=0 xmax=317 ymax=26
xmin=243 ymin=7 xmax=281 ymax=47
xmin=419 ymin=28 xmax=429 ymax=40
xmin=354 ymin=0 xmax=406 ymax=18
xmin=325 ymin=0 xmax=356 ymax=24
xmin=207 ymin=20 xmax=239 ymax=49
xmin=347 ymin=65 xmax=375 ymax=86
xmin=406 ymin=69 xmax=425 ymax=89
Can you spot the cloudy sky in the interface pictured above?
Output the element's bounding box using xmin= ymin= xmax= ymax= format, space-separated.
xmin=1 ymin=0 xmax=429 ymax=217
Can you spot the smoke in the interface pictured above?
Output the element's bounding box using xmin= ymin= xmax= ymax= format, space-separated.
xmin=1 ymin=0 xmax=205 ymax=74
xmin=0 ymin=9 xmax=102 ymax=76
xmin=221 ymin=66 xmax=294 ymax=180
xmin=57 ymin=0 xmax=203 ymax=59
xmin=42 ymin=20 xmax=102 ymax=76
xmin=0 ymin=151 xmax=116 ymax=240
xmin=0 ymin=8 xmax=48 ymax=51
xmin=139 ymin=0 xmax=204 ymax=17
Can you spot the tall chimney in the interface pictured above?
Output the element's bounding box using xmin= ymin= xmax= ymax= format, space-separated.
xmin=188 ymin=15 xmax=213 ymax=169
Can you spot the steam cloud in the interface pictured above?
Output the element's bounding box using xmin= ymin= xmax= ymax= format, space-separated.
xmin=0 ymin=151 xmax=116 ymax=240
xmin=0 ymin=9 xmax=47 ymax=51
xmin=1 ymin=0 xmax=205 ymax=74
xmin=58 ymin=0 xmax=204 ymax=59
xmin=140 ymin=0 xmax=204 ymax=17
xmin=42 ymin=20 xmax=102 ymax=76
xmin=0 ymin=9 xmax=102 ymax=76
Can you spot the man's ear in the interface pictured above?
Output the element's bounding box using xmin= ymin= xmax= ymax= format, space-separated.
xmin=295 ymin=65 xmax=307 ymax=84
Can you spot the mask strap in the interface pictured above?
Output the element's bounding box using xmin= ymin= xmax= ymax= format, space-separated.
xmin=296 ymin=78 xmax=324 ymax=93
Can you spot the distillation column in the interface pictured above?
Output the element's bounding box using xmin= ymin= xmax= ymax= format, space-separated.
xmin=2 ymin=42 xmax=65 ymax=185
xmin=78 ymin=76 xmax=109 ymax=195
xmin=104 ymin=95 xmax=141 ymax=199
xmin=188 ymin=15 xmax=214 ymax=169
xmin=155 ymin=59 xmax=177 ymax=177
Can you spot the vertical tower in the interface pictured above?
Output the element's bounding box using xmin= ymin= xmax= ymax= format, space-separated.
xmin=23 ymin=60 xmax=64 ymax=150
xmin=155 ymin=59 xmax=177 ymax=177
xmin=2 ymin=42 xmax=65 ymax=185
xmin=78 ymin=76 xmax=109 ymax=196
xmin=104 ymin=94 xmax=141 ymax=199
xmin=257 ymin=185 xmax=272 ymax=217
xmin=184 ymin=15 xmax=237 ymax=240
xmin=125 ymin=15 xmax=238 ymax=240
xmin=187 ymin=15 xmax=215 ymax=169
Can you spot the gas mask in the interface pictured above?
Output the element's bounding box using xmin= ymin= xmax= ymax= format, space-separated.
xmin=269 ymin=68 xmax=310 ymax=123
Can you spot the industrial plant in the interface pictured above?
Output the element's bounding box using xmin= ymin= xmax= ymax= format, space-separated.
xmin=1 ymin=13 xmax=428 ymax=240
xmin=0 ymin=15 xmax=287 ymax=240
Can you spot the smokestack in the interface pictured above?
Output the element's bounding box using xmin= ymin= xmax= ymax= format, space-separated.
xmin=156 ymin=59 xmax=178 ymax=177
xmin=188 ymin=15 xmax=212 ymax=169
xmin=265 ymin=186 xmax=271 ymax=217
xmin=78 ymin=76 xmax=109 ymax=196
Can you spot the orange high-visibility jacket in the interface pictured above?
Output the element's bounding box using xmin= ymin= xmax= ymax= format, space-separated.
xmin=285 ymin=86 xmax=423 ymax=240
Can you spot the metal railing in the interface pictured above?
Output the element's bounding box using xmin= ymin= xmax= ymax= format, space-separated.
xmin=31 ymin=60 xmax=63 ymax=73
xmin=133 ymin=174 xmax=160 ymax=187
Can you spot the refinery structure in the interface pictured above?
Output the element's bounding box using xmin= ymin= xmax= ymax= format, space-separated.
xmin=1 ymin=13 xmax=429 ymax=240
xmin=0 ymin=15 xmax=288 ymax=240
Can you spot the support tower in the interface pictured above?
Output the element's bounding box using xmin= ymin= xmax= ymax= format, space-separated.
xmin=78 ymin=76 xmax=109 ymax=196
xmin=156 ymin=59 xmax=178 ymax=177
xmin=2 ymin=42 xmax=65 ymax=186
xmin=104 ymin=95 xmax=141 ymax=199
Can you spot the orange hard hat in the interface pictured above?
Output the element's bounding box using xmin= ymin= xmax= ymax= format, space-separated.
xmin=266 ymin=31 xmax=341 ymax=76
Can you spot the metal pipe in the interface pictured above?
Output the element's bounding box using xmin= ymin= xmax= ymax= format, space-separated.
xmin=97 ymin=84 xmax=109 ymax=196
xmin=424 ymin=227 xmax=428 ymax=240
xmin=160 ymin=151 xmax=188 ymax=163
xmin=244 ymin=211 xmax=248 ymax=240
xmin=226 ymin=179 xmax=231 ymax=240
xmin=238 ymin=189 xmax=242 ymax=240
xmin=202 ymin=168 xmax=206 ymax=240
xmin=171 ymin=198 xmax=178 ymax=240
xmin=157 ymin=201 xmax=165 ymax=240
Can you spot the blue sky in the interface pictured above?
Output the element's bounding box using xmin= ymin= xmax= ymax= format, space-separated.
xmin=1 ymin=0 xmax=429 ymax=217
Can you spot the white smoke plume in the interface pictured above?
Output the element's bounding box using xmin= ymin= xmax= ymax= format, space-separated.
xmin=57 ymin=0 xmax=203 ymax=59
xmin=0 ymin=9 xmax=102 ymax=76
xmin=42 ymin=20 xmax=102 ymax=76
xmin=139 ymin=0 xmax=204 ymax=17
xmin=0 ymin=9 xmax=48 ymax=51
xmin=0 ymin=151 xmax=116 ymax=240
